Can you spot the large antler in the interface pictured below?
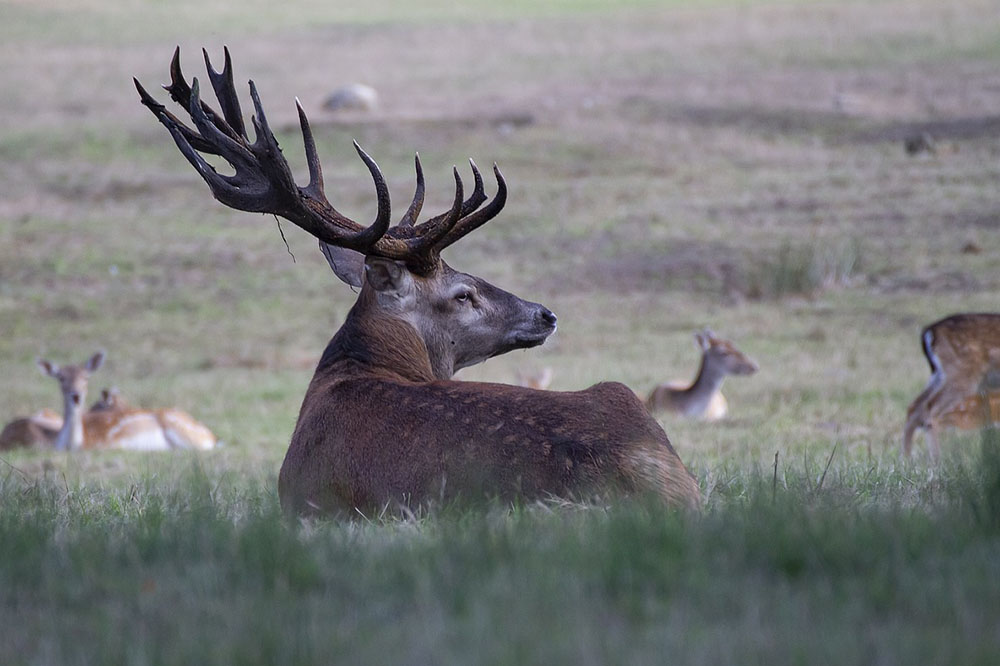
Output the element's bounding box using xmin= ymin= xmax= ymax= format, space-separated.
xmin=134 ymin=47 xmax=507 ymax=273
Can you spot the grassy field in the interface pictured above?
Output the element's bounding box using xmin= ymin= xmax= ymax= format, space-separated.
xmin=2 ymin=0 xmax=1000 ymax=663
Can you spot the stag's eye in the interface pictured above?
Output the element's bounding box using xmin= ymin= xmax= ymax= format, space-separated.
xmin=454 ymin=290 xmax=473 ymax=304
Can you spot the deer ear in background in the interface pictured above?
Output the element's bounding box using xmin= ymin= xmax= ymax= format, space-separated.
xmin=84 ymin=350 xmax=106 ymax=373
xmin=37 ymin=358 xmax=59 ymax=377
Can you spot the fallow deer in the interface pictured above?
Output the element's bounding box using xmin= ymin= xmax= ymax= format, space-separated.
xmin=646 ymin=329 xmax=758 ymax=421
xmin=2 ymin=383 xmax=124 ymax=450
xmin=903 ymin=313 xmax=1000 ymax=459
xmin=516 ymin=367 xmax=554 ymax=391
xmin=37 ymin=353 xmax=219 ymax=451
xmin=89 ymin=387 xmax=124 ymax=412
xmin=2 ymin=387 xmax=138 ymax=450
xmin=87 ymin=387 xmax=219 ymax=451
xmin=0 ymin=409 xmax=62 ymax=450
xmin=135 ymin=47 xmax=701 ymax=515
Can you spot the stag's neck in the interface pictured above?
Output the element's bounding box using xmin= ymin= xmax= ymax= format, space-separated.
xmin=316 ymin=296 xmax=440 ymax=384
xmin=54 ymin=394 xmax=84 ymax=451
xmin=676 ymin=356 xmax=728 ymax=414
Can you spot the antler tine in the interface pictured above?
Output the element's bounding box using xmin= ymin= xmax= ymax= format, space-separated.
xmin=419 ymin=159 xmax=486 ymax=230
xmin=245 ymin=81 xmax=397 ymax=252
xmin=398 ymin=154 xmax=425 ymax=228
xmin=135 ymin=77 xmax=220 ymax=155
xmin=187 ymin=78 xmax=257 ymax=171
xmin=464 ymin=159 xmax=487 ymax=215
xmin=350 ymin=141 xmax=394 ymax=249
xmin=165 ymin=47 xmax=243 ymax=147
xmin=296 ymin=97 xmax=324 ymax=198
xmin=203 ymin=46 xmax=248 ymax=140
xmin=155 ymin=91 xmax=243 ymax=204
xmin=404 ymin=167 xmax=464 ymax=259
xmin=435 ymin=163 xmax=507 ymax=250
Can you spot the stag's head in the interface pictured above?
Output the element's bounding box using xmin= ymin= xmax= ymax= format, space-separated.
xmin=135 ymin=48 xmax=556 ymax=379
xmin=316 ymin=156 xmax=557 ymax=378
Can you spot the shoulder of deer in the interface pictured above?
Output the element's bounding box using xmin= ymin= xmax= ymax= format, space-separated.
xmin=304 ymin=376 xmax=658 ymax=437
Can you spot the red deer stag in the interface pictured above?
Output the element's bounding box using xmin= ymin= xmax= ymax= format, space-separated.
xmin=646 ymin=329 xmax=758 ymax=421
xmin=135 ymin=48 xmax=700 ymax=515
xmin=903 ymin=313 xmax=1000 ymax=459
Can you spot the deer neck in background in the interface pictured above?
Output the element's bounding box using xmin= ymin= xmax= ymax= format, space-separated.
xmin=54 ymin=391 xmax=85 ymax=451
xmin=677 ymin=355 xmax=728 ymax=415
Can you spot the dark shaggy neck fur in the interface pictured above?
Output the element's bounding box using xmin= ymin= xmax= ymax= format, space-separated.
xmin=315 ymin=289 xmax=436 ymax=383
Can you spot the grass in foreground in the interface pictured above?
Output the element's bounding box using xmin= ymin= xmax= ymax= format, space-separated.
xmin=2 ymin=437 xmax=1000 ymax=665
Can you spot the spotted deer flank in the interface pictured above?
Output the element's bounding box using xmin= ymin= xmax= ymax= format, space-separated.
xmin=903 ymin=313 xmax=1000 ymax=460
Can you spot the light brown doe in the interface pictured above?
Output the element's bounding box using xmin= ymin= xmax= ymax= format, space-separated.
xmin=646 ymin=329 xmax=758 ymax=421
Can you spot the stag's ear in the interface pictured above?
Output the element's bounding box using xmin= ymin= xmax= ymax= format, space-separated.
xmin=364 ymin=257 xmax=410 ymax=294
xmin=319 ymin=241 xmax=365 ymax=288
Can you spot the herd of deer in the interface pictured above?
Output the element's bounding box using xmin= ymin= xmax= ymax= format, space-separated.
xmin=0 ymin=352 xmax=218 ymax=452
xmin=3 ymin=49 xmax=998 ymax=517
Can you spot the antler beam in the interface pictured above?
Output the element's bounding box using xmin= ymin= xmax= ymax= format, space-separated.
xmin=135 ymin=47 xmax=508 ymax=273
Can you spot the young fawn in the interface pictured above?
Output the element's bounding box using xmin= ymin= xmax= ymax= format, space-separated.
xmin=646 ymin=329 xmax=758 ymax=421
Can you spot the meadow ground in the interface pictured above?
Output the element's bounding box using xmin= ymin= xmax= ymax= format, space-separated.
xmin=1 ymin=0 xmax=1000 ymax=663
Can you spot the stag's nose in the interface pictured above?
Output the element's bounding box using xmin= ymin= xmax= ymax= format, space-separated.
xmin=539 ymin=308 xmax=557 ymax=328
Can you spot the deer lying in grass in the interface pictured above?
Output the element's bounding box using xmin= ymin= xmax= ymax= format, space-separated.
xmin=0 ymin=355 xmax=110 ymax=451
xmin=646 ymin=329 xmax=758 ymax=421
xmin=0 ymin=408 xmax=62 ymax=450
xmin=88 ymin=386 xmax=219 ymax=451
xmin=33 ymin=352 xmax=218 ymax=451
xmin=2 ymin=387 xmax=142 ymax=449
xmin=903 ymin=313 xmax=1000 ymax=459
xmin=1 ymin=383 xmax=134 ymax=450
xmin=135 ymin=47 xmax=701 ymax=515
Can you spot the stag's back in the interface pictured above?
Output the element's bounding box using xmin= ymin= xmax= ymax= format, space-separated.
xmin=280 ymin=369 xmax=700 ymax=516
